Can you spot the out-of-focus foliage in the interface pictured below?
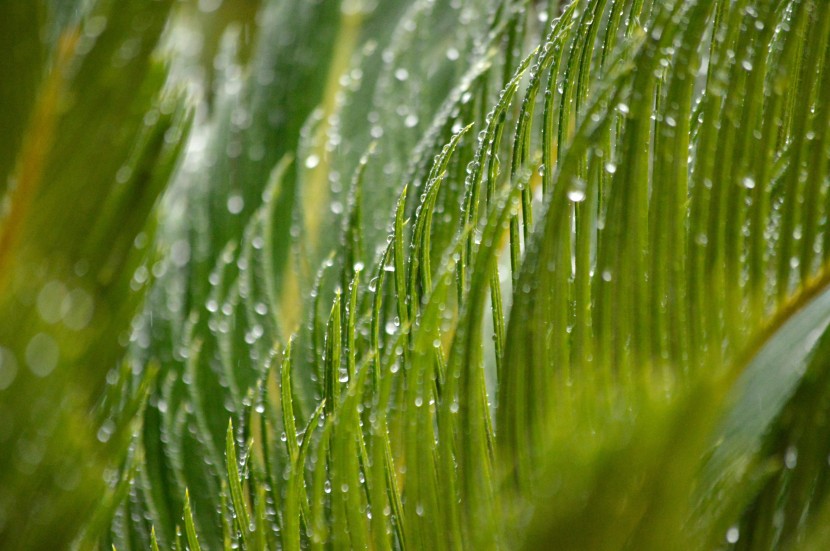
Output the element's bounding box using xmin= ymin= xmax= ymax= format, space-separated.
xmin=4 ymin=0 xmax=830 ymax=550
xmin=0 ymin=0 xmax=189 ymax=548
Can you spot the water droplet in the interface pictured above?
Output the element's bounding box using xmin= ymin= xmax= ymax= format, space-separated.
xmin=97 ymin=420 xmax=115 ymax=443
xmin=567 ymin=177 xmax=587 ymax=202
xmin=394 ymin=68 xmax=409 ymax=81
xmin=62 ymin=288 xmax=94 ymax=331
xmin=324 ymin=480 xmax=332 ymax=494
xmin=305 ymin=154 xmax=320 ymax=169
xmin=404 ymin=114 xmax=419 ymax=128
xmin=567 ymin=189 xmax=586 ymax=202
xmin=741 ymin=176 xmax=756 ymax=189
xmin=198 ymin=0 xmax=223 ymax=13
xmin=85 ymin=15 xmax=108 ymax=38
xmin=115 ymin=165 xmax=133 ymax=184
xmin=171 ymin=239 xmax=191 ymax=268
xmin=26 ymin=333 xmax=59 ymax=377
xmin=604 ymin=162 xmax=617 ymax=174
xmin=0 ymin=347 xmax=19 ymax=390
xmin=227 ymin=195 xmax=244 ymax=214
xmin=601 ymin=270 xmax=613 ymax=282
xmin=785 ymin=446 xmax=798 ymax=469
xmin=37 ymin=281 xmax=67 ymax=324
xmin=726 ymin=526 xmax=740 ymax=544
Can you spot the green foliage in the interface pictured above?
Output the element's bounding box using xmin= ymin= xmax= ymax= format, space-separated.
xmin=4 ymin=0 xmax=830 ymax=549
xmin=0 ymin=0 xmax=187 ymax=547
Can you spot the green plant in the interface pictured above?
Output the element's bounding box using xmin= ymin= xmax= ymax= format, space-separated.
xmin=3 ymin=0 xmax=830 ymax=549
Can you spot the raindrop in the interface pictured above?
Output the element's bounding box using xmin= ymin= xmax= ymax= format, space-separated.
xmin=26 ymin=333 xmax=59 ymax=377
xmin=97 ymin=420 xmax=115 ymax=443
xmin=740 ymin=177 xmax=755 ymax=189
xmin=567 ymin=189 xmax=586 ymax=203
xmin=85 ymin=15 xmax=107 ymax=38
xmin=37 ymin=281 xmax=67 ymax=324
xmin=785 ymin=446 xmax=798 ymax=469
xmin=198 ymin=0 xmax=222 ymax=13
xmin=604 ymin=162 xmax=617 ymax=174
xmin=567 ymin=177 xmax=587 ymax=202
xmin=305 ymin=154 xmax=320 ymax=169
xmin=446 ymin=47 xmax=460 ymax=61
xmin=394 ymin=68 xmax=409 ymax=81
xmin=115 ymin=165 xmax=133 ymax=184
xmin=0 ymin=347 xmax=18 ymax=390
xmin=726 ymin=526 xmax=740 ymax=544
xmin=171 ymin=240 xmax=191 ymax=267
xmin=62 ymin=289 xmax=94 ymax=331
xmin=227 ymin=195 xmax=244 ymax=214
xmin=404 ymin=114 xmax=419 ymax=128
